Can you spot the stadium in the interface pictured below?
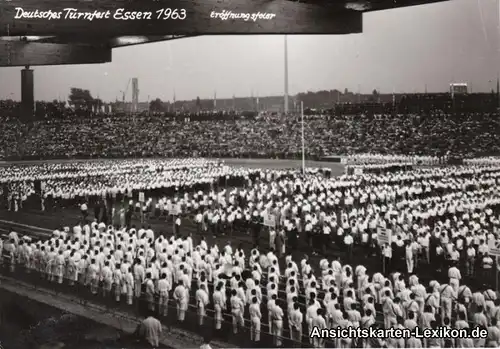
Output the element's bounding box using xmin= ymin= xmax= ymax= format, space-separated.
xmin=0 ymin=0 xmax=500 ymax=348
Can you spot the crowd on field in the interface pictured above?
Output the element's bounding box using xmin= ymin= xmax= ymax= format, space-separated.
xmin=1 ymin=160 xmax=500 ymax=347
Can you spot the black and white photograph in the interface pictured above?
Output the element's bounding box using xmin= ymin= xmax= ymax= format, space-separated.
xmin=0 ymin=0 xmax=499 ymax=348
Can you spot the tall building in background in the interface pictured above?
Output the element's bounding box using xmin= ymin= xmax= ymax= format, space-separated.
xmin=21 ymin=66 xmax=34 ymax=121
xmin=132 ymin=78 xmax=139 ymax=113
xmin=449 ymin=83 xmax=468 ymax=97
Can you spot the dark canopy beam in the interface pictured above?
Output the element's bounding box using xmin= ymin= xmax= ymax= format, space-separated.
xmin=0 ymin=42 xmax=111 ymax=66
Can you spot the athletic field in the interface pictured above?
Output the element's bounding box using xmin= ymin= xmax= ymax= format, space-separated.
xmin=0 ymin=158 xmax=345 ymax=259
xmin=0 ymin=158 xmax=451 ymax=284
xmin=0 ymin=158 xmax=477 ymax=347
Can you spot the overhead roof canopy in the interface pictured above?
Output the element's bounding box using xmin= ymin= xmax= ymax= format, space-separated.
xmin=0 ymin=0 xmax=452 ymax=47
xmin=300 ymin=0 xmax=449 ymax=12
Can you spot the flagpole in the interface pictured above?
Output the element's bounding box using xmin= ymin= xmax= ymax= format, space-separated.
xmin=284 ymin=35 xmax=289 ymax=115
xmin=301 ymin=101 xmax=305 ymax=175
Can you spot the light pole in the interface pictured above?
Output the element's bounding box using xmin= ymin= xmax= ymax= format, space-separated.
xmin=284 ymin=35 xmax=289 ymax=115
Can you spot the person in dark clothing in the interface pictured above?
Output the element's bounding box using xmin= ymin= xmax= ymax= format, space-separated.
xmin=287 ymin=225 xmax=297 ymax=251
xmin=252 ymin=217 xmax=261 ymax=247
xmin=126 ymin=204 xmax=133 ymax=228
xmin=94 ymin=200 xmax=101 ymax=222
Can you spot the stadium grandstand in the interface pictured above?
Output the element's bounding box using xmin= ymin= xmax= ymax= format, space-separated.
xmin=0 ymin=90 xmax=499 ymax=161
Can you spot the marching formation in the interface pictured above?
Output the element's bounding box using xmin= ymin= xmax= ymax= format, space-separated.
xmin=1 ymin=158 xmax=500 ymax=347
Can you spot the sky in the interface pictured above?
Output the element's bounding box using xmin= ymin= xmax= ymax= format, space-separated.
xmin=0 ymin=0 xmax=499 ymax=102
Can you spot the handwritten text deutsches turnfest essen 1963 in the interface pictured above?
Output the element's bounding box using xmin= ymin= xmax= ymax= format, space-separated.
xmin=13 ymin=7 xmax=188 ymax=21
xmin=13 ymin=7 xmax=277 ymax=22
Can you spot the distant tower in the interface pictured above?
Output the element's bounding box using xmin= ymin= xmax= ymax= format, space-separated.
xmin=173 ymin=89 xmax=176 ymax=112
xmin=131 ymin=78 xmax=139 ymax=113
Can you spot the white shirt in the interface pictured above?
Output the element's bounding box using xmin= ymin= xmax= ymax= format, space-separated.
xmin=344 ymin=235 xmax=354 ymax=245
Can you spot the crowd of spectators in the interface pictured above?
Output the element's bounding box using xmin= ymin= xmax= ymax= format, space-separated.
xmin=0 ymin=99 xmax=499 ymax=161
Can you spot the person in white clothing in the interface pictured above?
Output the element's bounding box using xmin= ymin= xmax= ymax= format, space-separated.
xmin=136 ymin=312 xmax=162 ymax=348
xmin=249 ymin=297 xmax=262 ymax=343
xmin=80 ymin=202 xmax=88 ymax=221
xmin=405 ymin=241 xmax=414 ymax=274
xmin=173 ymin=281 xmax=188 ymax=322
xmin=158 ymin=273 xmax=170 ymax=317
xmin=196 ymin=284 xmax=209 ymax=325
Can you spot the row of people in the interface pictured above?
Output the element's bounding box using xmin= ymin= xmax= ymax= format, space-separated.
xmin=1 ymin=221 xmax=499 ymax=348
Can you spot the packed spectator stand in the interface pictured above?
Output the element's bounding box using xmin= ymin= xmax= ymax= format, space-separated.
xmin=1 ymin=94 xmax=500 ymax=161
xmin=1 ymin=158 xmax=500 ymax=348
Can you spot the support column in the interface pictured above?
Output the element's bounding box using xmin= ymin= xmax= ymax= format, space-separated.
xmin=21 ymin=66 xmax=34 ymax=121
